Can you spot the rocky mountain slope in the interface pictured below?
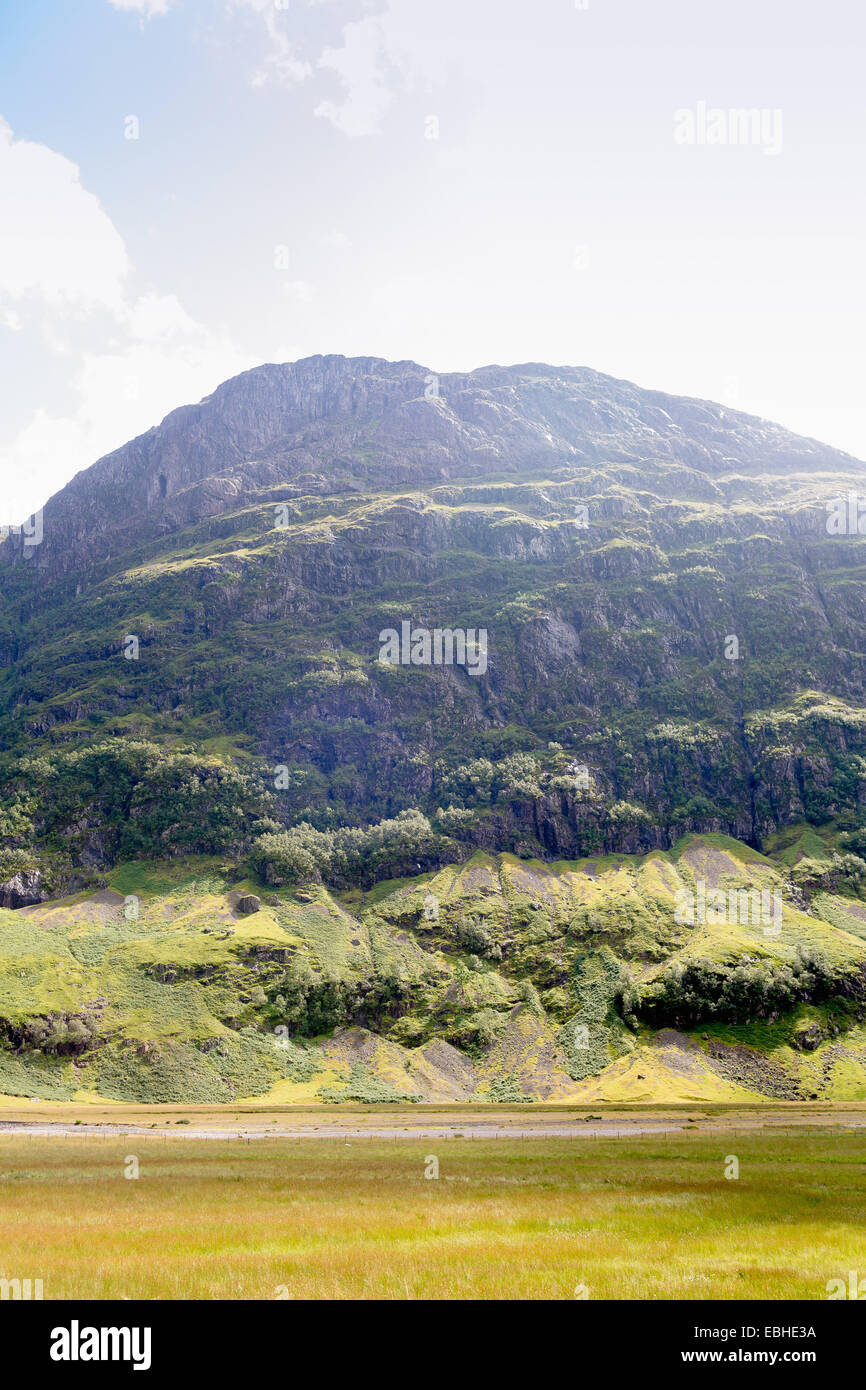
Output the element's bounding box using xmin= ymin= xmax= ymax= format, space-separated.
xmin=3 ymin=356 xmax=866 ymax=869
xmin=1 ymin=356 xmax=866 ymax=1101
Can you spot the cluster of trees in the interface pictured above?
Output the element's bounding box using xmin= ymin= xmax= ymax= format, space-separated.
xmin=266 ymin=958 xmax=428 ymax=1035
xmin=1 ymin=1012 xmax=97 ymax=1056
xmin=441 ymin=753 xmax=543 ymax=806
xmin=0 ymin=846 xmax=40 ymax=883
xmin=250 ymin=808 xmax=448 ymax=888
xmin=439 ymin=753 xmax=659 ymax=838
xmin=639 ymin=946 xmax=842 ymax=1029
xmin=1 ymin=740 xmax=273 ymax=863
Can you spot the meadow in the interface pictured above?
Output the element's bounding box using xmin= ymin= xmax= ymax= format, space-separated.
xmin=0 ymin=1111 xmax=863 ymax=1300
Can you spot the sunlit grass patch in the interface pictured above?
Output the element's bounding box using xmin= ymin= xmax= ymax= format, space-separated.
xmin=0 ymin=1125 xmax=862 ymax=1300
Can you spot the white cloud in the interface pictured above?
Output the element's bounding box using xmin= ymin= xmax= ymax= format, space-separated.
xmin=0 ymin=298 xmax=252 ymax=524
xmin=229 ymin=2 xmax=427 ymax=133
xmin=309 ymin=2 xmax=459 ymax=139
xmin=0 ymin=119 xmax=253 ymax=524
xmin=230 ymin=0 xmax=312 ymax=88
xmin=314 ymin=17 xmax=396 ymax=137
xmin=107 ymin=0 xmax=174 ymax=16
xmin=0 ymin=119 xmax=129 ymax=314
xmin=127 ymin=290 xmax=201 ymax=343
xmin=281 ymin=280 xmax=315 ymax=302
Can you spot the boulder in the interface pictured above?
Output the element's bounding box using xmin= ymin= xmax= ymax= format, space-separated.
xmin=0 ymin=870 xmax=47 ymax=910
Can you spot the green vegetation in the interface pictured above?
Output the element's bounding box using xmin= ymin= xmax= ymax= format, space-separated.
xmin=250 ymin=810 xmax=452 ymax=889
xmin=318 ymin=1063 xmax=422 ymax=1104
xmin=0 ymin=1122 xmax=862 ymax=1298
xmin=641 ymin=948 xmax=848 ymax=1029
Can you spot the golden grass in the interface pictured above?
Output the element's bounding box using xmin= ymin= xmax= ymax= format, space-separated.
xmin=0 ymin=1125 xmax=863 ymax=1300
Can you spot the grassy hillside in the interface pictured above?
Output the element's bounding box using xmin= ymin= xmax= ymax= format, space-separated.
xmin=1 ymin=830 xmax=865 ymax=1103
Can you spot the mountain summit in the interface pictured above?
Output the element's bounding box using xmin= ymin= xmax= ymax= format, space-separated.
xmin=9 ymin=355 xmax=862 ymax=578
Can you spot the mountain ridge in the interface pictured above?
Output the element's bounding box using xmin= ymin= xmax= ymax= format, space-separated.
xmin=6 ymin=355 xmax=863 ymax=579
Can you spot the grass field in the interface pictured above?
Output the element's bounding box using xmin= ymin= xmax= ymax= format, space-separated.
xmin=0 ymin=1110 xmax=863 ymax=1299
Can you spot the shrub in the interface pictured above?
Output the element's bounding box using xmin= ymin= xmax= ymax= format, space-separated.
xmin=482 ymin=1076 xmax=533 ymax=1103
xmin=435 ymin=804 xmax=475 ymax=832
xmin=639 ymin=947 xmax=844 ymax=1028
xmin=791 ymin=852 xmax=866 ymax=895
xmin=250 ymin=810 xmax=445 ymax=888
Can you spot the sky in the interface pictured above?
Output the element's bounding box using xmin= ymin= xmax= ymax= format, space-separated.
xmin=0 ymin=0 xmax=865 ymax=524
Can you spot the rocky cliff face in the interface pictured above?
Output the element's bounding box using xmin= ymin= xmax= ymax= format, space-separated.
xmin=2 ymin=355 xmax=866 ymax=870
xmin=0 ymin=870 xmax=47 ymax=910
xmin=5 ymin=355 xmax=859 ymax=580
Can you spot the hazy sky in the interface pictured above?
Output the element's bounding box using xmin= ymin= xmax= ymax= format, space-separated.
xmin=1 ymin=0 xmax=865 ymax=523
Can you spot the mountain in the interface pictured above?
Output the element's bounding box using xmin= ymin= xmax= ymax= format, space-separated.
xmin=1 ymin=355 xmax=866 ymax=1103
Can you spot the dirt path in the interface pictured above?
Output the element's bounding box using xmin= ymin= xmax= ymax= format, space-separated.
xmin=0 ymin=1119 xmax=684 ymax=1140
xmin=2 ymin=1110 xmax=865 ymax=1140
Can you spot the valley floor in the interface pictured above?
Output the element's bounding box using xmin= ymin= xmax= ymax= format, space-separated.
xmin=0 ymin=1106 xmax=862 ymax=1300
